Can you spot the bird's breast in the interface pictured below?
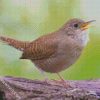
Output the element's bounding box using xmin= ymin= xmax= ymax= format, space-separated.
xmin=33 ymin=39 xmax=83 ymax=73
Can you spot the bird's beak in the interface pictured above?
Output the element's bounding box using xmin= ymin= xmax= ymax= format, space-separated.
xmin=80 ymin=20 xmax=96 ymax=30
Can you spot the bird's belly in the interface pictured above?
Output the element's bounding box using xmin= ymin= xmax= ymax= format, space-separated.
xmin=33 ymin=52 xmax=80 ymax=73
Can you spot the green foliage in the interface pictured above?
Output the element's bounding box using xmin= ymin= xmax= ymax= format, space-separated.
xmin=0 ymin=0 xmax=100 ymax=80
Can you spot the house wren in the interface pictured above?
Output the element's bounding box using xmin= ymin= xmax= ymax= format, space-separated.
xmin=0 ymin=18 xmax=95 ymax=83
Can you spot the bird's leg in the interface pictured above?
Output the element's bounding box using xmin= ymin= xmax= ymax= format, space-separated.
xmin=56 ymin=73 xmax=65 ymax=83
xmin=41 ymin=71 xmax=48 ymax=81
xmin=38 ymin=68 xmax=49 ymax=82
xmin=55 ymin=73 xmax=71 ymax=88
xmin=37 ymin=67 xmax=70 ymax=87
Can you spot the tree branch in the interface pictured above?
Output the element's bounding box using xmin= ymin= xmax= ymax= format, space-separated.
xmin=0 ymin=76 xmax=100 ymax=100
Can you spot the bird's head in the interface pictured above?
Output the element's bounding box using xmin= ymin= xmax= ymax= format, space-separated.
xmin=62 ymin=18 xmax=95 ymax=46
xmin=64 ymin=18 xmax=95 ymax=35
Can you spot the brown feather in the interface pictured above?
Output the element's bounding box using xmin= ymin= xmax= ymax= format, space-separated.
xmin=21 ymin=33 xmax=58 ymax=60
xmin=0 ymin=36 xmax=29 ymax=51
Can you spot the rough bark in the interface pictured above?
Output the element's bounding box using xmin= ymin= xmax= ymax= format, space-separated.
xmin=0 ymin=76 xmax=100 ymax=100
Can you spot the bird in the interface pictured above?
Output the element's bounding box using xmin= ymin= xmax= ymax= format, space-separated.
xmin=0 ymin=18 xmax=95 ymax=86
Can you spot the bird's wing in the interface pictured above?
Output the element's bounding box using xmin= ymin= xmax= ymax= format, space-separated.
xmin=20 ymin=35 xmax=58 ymax=60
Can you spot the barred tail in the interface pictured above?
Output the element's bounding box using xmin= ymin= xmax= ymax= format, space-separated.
xmin=0 ymin=36 xmax=29 ymax=51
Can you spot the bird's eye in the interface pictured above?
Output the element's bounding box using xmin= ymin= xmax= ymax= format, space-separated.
xmin=73 ymin=23 xmax=79 ymax=28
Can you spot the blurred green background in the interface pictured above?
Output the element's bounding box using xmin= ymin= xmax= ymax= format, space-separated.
xmin=0 ymin=0 xmax=100 ymax=80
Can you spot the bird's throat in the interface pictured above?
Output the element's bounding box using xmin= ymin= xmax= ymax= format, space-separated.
xmin=74 ymin=30 xmax=89 ymax=47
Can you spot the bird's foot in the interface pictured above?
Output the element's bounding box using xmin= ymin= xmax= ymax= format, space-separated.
xmin=43 ymin=78 xmax=71 ymax=88
xmin=44 ymin=78 xmax=50 ymax=84
xmin=53 ymin=73 xmax=72 ymax=88
xmin=51 ymin=79 xmax=71 ymax=88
